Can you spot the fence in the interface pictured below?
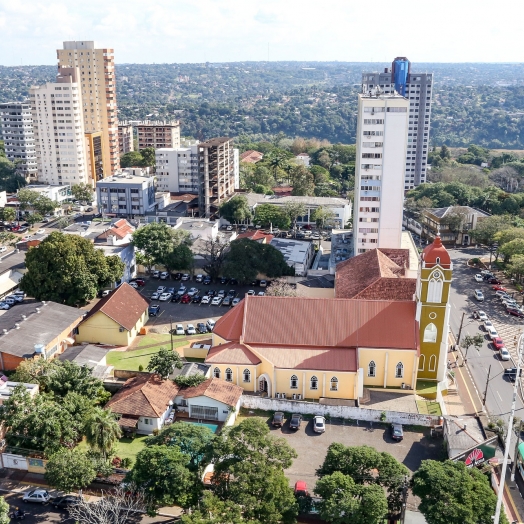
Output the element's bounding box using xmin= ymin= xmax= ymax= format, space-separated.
xmin=241 ymin=396 xmax=440 ymax=427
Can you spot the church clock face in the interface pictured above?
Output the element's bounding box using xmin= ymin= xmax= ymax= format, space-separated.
xmin=433 ymin=271 xmax=441 ymax=279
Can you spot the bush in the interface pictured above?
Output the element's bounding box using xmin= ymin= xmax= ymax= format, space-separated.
xmin=120 ymin=457 xmax=133 ymax=469
xmin=471 ymin=257 xmax=480 ymax=264
xmin=174 ymin=374 xmax=207 ymax=388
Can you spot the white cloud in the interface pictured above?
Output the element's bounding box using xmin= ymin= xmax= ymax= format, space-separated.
xmin=0 ymin=0 xmax=523 ymax=65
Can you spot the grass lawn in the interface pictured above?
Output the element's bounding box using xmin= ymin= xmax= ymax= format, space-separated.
xmin=416 ymin=399 xmax=442 ymax=416
xmin=416 ymin=380 xmax=438 ymax=400
xmin=117 ymin=436 xmax=147 ymax=461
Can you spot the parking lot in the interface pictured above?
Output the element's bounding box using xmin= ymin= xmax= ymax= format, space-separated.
xmin=137 ymin=275 xmax=266 ymax=330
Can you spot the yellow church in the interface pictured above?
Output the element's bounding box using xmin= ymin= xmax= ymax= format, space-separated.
xmin=205 ymin=236 xmax=451 ymax=401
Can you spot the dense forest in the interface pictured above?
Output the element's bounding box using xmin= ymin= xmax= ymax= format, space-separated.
xmin=2 ymin=61 xmax=524 ymax=147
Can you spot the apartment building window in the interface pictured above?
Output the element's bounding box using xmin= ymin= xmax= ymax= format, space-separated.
xmin=363 ymin=131 xmax=383 ymax=136
xmin=387 ymin=107 xmax=407 ymax=112
xmin=362 ymin=153 xmax=382 ymax=159
xmin=363 ymin=107 xmax=385 ymax=113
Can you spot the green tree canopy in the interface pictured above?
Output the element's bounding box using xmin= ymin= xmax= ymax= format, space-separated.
xmin=282 ymin=202 xmax=307 ymax=231
xmin=0 ymin=157 xmax=26 ymax=193
xmin=140 ymin=147 xmax=156 ymax=167
xmin=146 ymin=347 xmax=183 ymax=379
xmin=0 ymin=207 xmax=16 ymax=222
xmin=161 ymin=229 xmax=194 ymax=273
xmin=132 ymin=222 xmax=179 ymax=273
xmin=411 ymin=460 xmax=507 ymax=524
xmin=45 ymin=448 xmax=96 ymax=492
xmin=219 ymin=195 xmax=252 ymax=225
xmin=20 ymin=232 xmax=125 ymax=305
xmin=470 ymin=215 xmax=513 ymax=246
xmin=71 ymin=183 xmax=95 ymax=203
xmin=0 ymin=496 xmax=9 ymax=524
xmin=85 ymin=407 xmax=123 ymax=459
xmin=290 ymin=165 xmax=315 ymax=196
xmin=253 ymin=204 xmax=291 ymax=229
xmin=180 ymin=492 xmax=245 ymax=524
xmin=311 ymin=206 xmax=336 ymax=229
xmin=200 ymin=237 xmax=230 ymax=281
xmin=120 ymin=151 xmax=144 ymax=168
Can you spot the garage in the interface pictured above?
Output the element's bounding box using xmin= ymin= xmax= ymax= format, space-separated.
xmin=190 ymin=405 xmax=219 ymax=421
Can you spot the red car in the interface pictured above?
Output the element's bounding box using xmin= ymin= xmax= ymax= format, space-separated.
xmin=507 ymin=307 xmax=524 ymax=318
xmin=294 ymin=481 xmax=309 ymax=497
xmin=492 ymin=337 xmax=504 ymax=350
xmin=488 ymin=278 xmax=502 ymax=285
xmin=180 ymin=294 xmax=191 ymax=304
xmin=492 ymin=285 xmax=507 ymax=292
xmin=131 ymin=278 xmax=146 ymax=286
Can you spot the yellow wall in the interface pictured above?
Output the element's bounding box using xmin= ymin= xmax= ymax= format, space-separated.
xmin=77 ymin=311 xmax=146 ymax=346
xmin=359 ymin=348 xmax=418 ymax=389
xmin=182 ymin=345 xmax=210 ymax=359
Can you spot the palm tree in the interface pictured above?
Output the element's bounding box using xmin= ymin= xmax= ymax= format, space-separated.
xmin=84 ymin=407 xmax=122 ymax=458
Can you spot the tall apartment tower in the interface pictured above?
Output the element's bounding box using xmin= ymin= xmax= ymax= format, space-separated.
xmin=353 ymin=92 xmax=409 ymax=255
xmin=136 ymin=121 xmax=180 ymax=150
xmin=156 ymin=140 xmax=201 ymax=194
xmin=57 ymin=41 xmax=119 ymax=178
xmin=362 ymin=57 xmax=433 ymax=190
xmin=29 ymin=68 xmax=89 ymax=185
xmin=118 ymin=123 xmax=134 ymax=154
xmin=0 ymin=102 xmax=38 ymax=181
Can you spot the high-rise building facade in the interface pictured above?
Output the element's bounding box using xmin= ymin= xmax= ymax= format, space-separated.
xmin=362 ymin=57 xmax=433 ymax=190
xmin=29 ymin=68 xmax=88 ymax=185
xmin=156 ymin=141 xmax=200 ymax=194
xmin=118 ymin=123 xmax=134 ymax=154
xmin=353 ymin=92 xmax=409 ymax=255
xmin=0 ymin=102 xmax=38 ymax=181
xmin=57 ymin=41 xmax=119 ymax=178
xmin=135 ymin=121 xmax=180 ymax=150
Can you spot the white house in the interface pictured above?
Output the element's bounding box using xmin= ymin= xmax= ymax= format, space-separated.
xmin=295 ymin=153 xmax=310 ymax=167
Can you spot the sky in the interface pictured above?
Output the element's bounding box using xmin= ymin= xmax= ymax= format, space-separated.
xmin=0 ymin=0 xmax=523 ymax=66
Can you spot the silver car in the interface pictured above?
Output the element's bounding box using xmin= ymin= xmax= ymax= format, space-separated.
xmin=313 ymin=416 xmax=326 ymax=434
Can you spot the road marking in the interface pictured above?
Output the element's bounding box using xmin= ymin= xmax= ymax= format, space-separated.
xmin=452 ymin=352 xmax=482 ymax=413
xmin=497 ymin=391 xmax=503 ymax=402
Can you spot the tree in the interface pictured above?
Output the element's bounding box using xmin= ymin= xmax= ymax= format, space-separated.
xmin=219 ymin=195 xmax=252 ymax=226
xmin=440 ymin=207 xmax=468 ymax=244
xmin=17 ymin=188 xmax=56 ymax=216
xmin=199 ymin=237 xmax=230 ymax=281
xmin=173 ymin=374 xmax=207 ymax=388
xmin=282 ymin=202 xmax=307 ymax=234
xmin=0 ymin=207 xmax=16 ymax=222
xmin=45 ymin=448 xmax=96 ymax=492
xmin=180 ymin=492 xmax=244 ymax=524
xmin=120 ymin=151 xmax=143 ymax=168
xmin=68 ymin=486 xmax=147 ymax=524
xmin=132 ymin=222 xmax=177 ymax=274
xmin=146 ymin=347 xmax=183 ymax=379
xmin=311 ymin=206 xmax=336 ymax=230
xmin=0 ymin=231 xmax=17 ymax=247
xmin=265 ymin=278 xmax=297 ymax=297
xmin=139 ymin=147 xmax=156 ymax=167
xmin=470 ymin=215 xmax=513 ymax=246
xmin=460 ymin=334 xmax=484 ymax=360
xmin=20 ymin=232 xmax=125 ymax=305
xmin=315 ymin=471 xmax=388 ymax=524
xmin=71 ymin=183 xmax=95 ymax=203
xmin=0 ymin=496 xmax=8 ymax=524
xmin=223 ymin=238 xmax=294 ymax=283
xmin=161 ymin=229 xmax=194 ymax=274
xmin=85 ymin=408 xmax=123 ymax=459
xmin=0 ymin=157 xmax=26 ymax=193
xmin=317 ymin=443 xmax=409 ymax=514
xmin=507 ymin=255 xmax=524 ymax=282
xmin=412 ymin=460 xmax=508 ymax=524
xmin=290 ymin=165 xmax=315 ymax=196
xmin=439 ymin=145 xmax=451 ymax=159
xmin=127 ymin=445 xmax=198 ymax=508
xmin=146 ymin=421 xmax=215 ymax=472
xmin=499 ymin=238 xmax=524 ymax=262
xmin=254 ymin=204 xmax=291 ymax=229
xmin=25 ymin=213 xmax=43 ymax=227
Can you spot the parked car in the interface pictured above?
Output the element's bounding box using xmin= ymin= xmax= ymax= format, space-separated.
xmin=150 ymin=292 xmax=160 ymax=300
xmin=187 ymin=287 xmax=199 ymax=297
xmin=474 ymin=289 xmax=484 ymax=301
xmin=257 ymin=291 xmax=265 ymax=296
xmin=227 ymin=289 xmax=236 ymax=298
xmin=131 ymin=278 xmax=146 ymax=286
xmin=247 ymin=290 xmax=255 ymax=296
xmin=160 ymin=272 xmax=169 ymax=280
xmin=101 ymin=290 xmax=111 ymax=297
xmin=211 ymin=296 xmax=223 ymax=306
xmin=52 ymin=495 xmax=81 ymax=509
xmin=171 ymin=294 xmax=182 ymax=303
xmin=206 ymin=319 xmax=216 ymax=332
xmin=181 ymin=273 xmax=190 ymax=281
xmin=4 ymin=297 xmax=16 ymax=306
xmin=10 ymin=294 xmax=23 ymax=303
xmin=391 ymin=423 xmax=404 ymax=441
xmin=186 ymin=324 xmax=196 ymax=335
xmin=201 ymin=295 xmax=211 ymax=305
xmin=495 ymin=290 xmax=509 ymax=298
xmin=175 ymin=324 xmax=185 ymax=335
xmin=259 ymin=279 xmax=267 ymax=287
xmin=493 ymin=285 xmax=507 ymax=292
xmin=192 ymin=295 xmax=202 ymax=303
xmin=218 ymin=289 xmax=226 ymax=298
xmin=167 ymin=287 xmax=176 ymax=294
xmin=197 ymin=323 xmax=207 ymax=334
xmin=272 ymin=411 xmax=285 ymax=427
xmin=159 ymin=292 xmax=172 ymax=302
xmin=229 ymin=278 xmax=238 ymax=285
xmin=486 ymin=326 xmax=499 ymax=339
xmin=180 ymin=294 xmax=191 ymax=304
xmin=499 ymin=347 xmax=511 ymax=361
xmin=173 ymin=273 xmax=183 ymax=280
xmin=289 ymin=413 xmax=303 ymax=430
xmin=152 ymin=270 xmax=160 ymax=278
xmin=177 ymin=286 xmax=187 ymax=295
xmin=294 ymin=481 xmax=308 ymax=497
xmin=488 ymin=278 xmax=502 ymax=285
xmin=492 ymin=337 xmax=505 ymax=350
xmin=156 ymin=286 xmax=166 ymax=294
xmin=203 ymin=276 xmax=212 ymax=285
xmin=313 ymin=415 xmax=326 ymax=434
xmin=0 ymin=246 xmax=7 ymax=254
xmin=231 ymin=298 xmax=241 ymax=307
xmin=195 ymin=274 xmax=204 ymax=283
xmin=220 ymin=276 xmax=229 ymax=284
xmin=0 ymin=302 xmax=10 ymax=310
xmin=474 ymin=310 xmax=489 ymax=321
xmin=148 ymin=304 xmax=160 ymax=316
xmin=207 ymin=289 xmax=216 ymax=297
xmin=474 ymin=274 xmax=483 ymax=283
xmin=504 ymin=367 xmax=522 ymax=381
xmin=128 ymin=281 xmax=139 ymax=289
xmin=507 ymin=307 xmax=524 ymax=318
xmin=23 ymin=489 xmax=50 ymax=504
xmin=36 ymin=228 xmax=46 ymax=235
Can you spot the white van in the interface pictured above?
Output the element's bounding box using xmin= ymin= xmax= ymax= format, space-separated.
xmin=206 ymin=319 xmax=216 ymax=332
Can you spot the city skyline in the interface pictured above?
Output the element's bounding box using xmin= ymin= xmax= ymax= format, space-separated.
xmin=0 ymin=0 xmax=522 ymax=66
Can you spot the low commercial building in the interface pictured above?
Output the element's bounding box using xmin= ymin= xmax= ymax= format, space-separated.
xmin=0 ymin=301 xmax=84 ymax=371
xmin=96 ymin=173 xmax=155 ymax=218
xmin=0 ymin=376 xmax=39 ymax=405
xmin=77 ymin=283 xmax=149 ymax=346
xmin=172 ymin=217 xmax=219 ymax=241
xmin=269 ymin=238 xmax=315 ymax=277
xmin=59 ymin=343 xmax=113 ymax=379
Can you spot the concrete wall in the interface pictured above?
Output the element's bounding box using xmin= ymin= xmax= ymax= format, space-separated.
xmin=241 ymin=396 xmax=440 ymax=427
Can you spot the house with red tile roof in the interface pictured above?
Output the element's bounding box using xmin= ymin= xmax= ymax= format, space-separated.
xmin=235 ymin=230 xmax=274 ymax=244
xmin=205 ymin=236 xmax=453 ymax=399
xmin=77 ymin=283 xmax=149 ymax=346
xmin=240 ymin=150 xmax=264 ymax=164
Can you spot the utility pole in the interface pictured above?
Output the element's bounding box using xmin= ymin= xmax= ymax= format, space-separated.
xmin=511 ymin=419 xmax=523 ymax=482
xmin=456 ymin=312 xmax=466 ymax=347
xmin=493 ymin=333 xmax=523 ymax=523
xmin=400 ymin=475 xmax=409 ymax=524
xmin=483 ymin=365 xmax=491 ymax=408
xmin=170 ymin=316 xmax=174 ymax=352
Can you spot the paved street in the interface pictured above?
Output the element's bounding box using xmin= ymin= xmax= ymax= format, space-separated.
xmin=448 ymin=247 xmax=524 ymax=422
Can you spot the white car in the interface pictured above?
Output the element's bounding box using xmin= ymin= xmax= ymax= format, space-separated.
xmin=477 ymin=311 xmax=488 ymax=321
xmin=23 ymin=488 xmax=50 ymax=504
xmin=151 ymin=292 xmax=160 ymax=300
xmin=128 ymin=281 xmax=139 ymax=289
xmin=156 ymin=286 xmax=166 ymax=294
xmin=177 ymin=286 xmax=187 ymax=295
xmin=0 ymin=302 xmax=10 ymax=310
xmin=187 ymin=287 xmax=199 ymax=297
xmin=247 ymin=290 xmax=255 ymax=296
xmin=4 ymin=297 xmax=16 ymax=305
xmin=474 ymin=274 xmax=483 ymax=283
xmin=201 ymin=295 xmax=211 ymax=305
xmin=258 ymin=291 xmax=265 ymax=296
xmin=211 ymin=296 xmax=223 ymax=306
xmin=36 ymin=229 xmax=45 ymax=234
xmin=487 ymin=326 xmax=498 ymax=340
xmin=159 ymin=292 xmax=172 ymax=302
xmin=218 ymin=289 xmax=226 ymax=298
xmin=195 ymin=274 xmax=204 ymax=282
xmin=232 ymin=298 xmax=241 ymax=307
xmin=207 ymin=319 xmax=216 ymax=331
xmin=499 ymin=347 xmax=511 ymax=361
xmin=101 ymin=290 xmax=111 ymax=297
xmin=259 ymin=280 xmax=267 ymax=287
xmin=175 ymin=324 xmax=185 ymax=335
xmin=313 ymin=415 xmax=326 ymax=434
xmin=484 ymin=320 xmax=494 ymax=330
xmin=10 ymin=294 xmax=24 ymax=303
xmin=181 ymin=273 xmax=190 ymax=281
xmin=186 ymin=324 xmax=196 ymax=335
xmin=0 ymin=246 xmax=7 ymax=253
xmin=160 ymin=271 xmax=169 ymax=280
xmin=474 ymin=290 xmax=484 ymax=301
